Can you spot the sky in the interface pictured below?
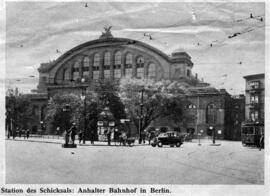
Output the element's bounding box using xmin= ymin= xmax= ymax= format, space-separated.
xmin=3 ymin=1 xmax=265 ymax=94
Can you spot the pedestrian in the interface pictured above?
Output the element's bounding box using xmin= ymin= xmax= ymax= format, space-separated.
xmin=70 ymin=123 xmax=77 ymax=144
xmin=90 ymin=130 xmax=95 ymax=145
xmin=259 ymin=134 xmax=264 ymax=151
xmin=78 ymin=130 xmax=83 ymax=144
xmin=18 ymin=129 xmax=22 ymax=138
xmin=107 ymin=129 xmax=111 ymax=146
xmin=142 ymin=130 xmax=147 ymax=144
xmin=148 ymin=131 xmax=154 ymax=145
xmin=121 ymin=131 xmax=127 ymax=146
xmin=64 ymin=130 xmax=69 ymax=145
xmin=26 ymin=129 xmax=30 ymax=139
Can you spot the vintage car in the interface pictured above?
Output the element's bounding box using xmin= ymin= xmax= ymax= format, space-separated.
xmin=151 ymin=131 xmax=184 ymax=147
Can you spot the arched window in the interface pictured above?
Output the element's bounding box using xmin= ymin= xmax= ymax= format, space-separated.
xmin=83 ymin=57 xmax=90 ymax=78
xmin=104 ymin=52 xmax=111 ymax=79
xmin=63 ymin=68 xmax=70 ymax=81
xmin=32 ymin=105 xmax=39 ymax=116
xmin=187 ymin=69 xmax=191 ymax=77
xmin=93 ymin=53 xmax=100 ymax=79
xmin=114 ymin=51 xmax=121 ymax=78
xmin=125 ymin=53 xmax=133 ymax=77
xmin=136 ymin=56 xmax=144 ymax=78
xmin=206 ymin=103 xmax=217 ymax=124
xmin=72 ymin=61 xmax=80 ymax=80
xmin=148 ymin=63 xmax=156 ymax=78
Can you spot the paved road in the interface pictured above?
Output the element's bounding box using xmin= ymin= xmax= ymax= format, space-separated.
xmin=5 ymin=139 xmax=264 ymax=184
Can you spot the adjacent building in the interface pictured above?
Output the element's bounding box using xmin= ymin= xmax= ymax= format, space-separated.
xmin=243 ymin=73 xmax=265 ymax=123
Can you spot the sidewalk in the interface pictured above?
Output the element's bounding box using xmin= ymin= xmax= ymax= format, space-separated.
xmin=6 ymin=136 xmax=146 ymax=147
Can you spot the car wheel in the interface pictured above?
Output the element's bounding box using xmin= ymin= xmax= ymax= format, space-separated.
xmin=170 ymin=145 xmax=174 ymax=147
xmin=151 ymin=143 xmax=156 ymax=147
xmin=176 ymin=142 xmax=181 ymax=147
xmin=157 ymin=141 xmax=163 ymax=147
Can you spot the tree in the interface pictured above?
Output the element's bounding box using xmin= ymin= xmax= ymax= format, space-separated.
xmin=119 ymin=78 xmax=187 ymax=134
xmin=93 ymin=80 xmax=126 ymax=122
xmin=5 ymin=88 xmax=34 ymax=132
xmin=45 ymin=93 xmax=82 ymax=134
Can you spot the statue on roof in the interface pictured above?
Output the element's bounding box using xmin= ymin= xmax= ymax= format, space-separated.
xmin=99 ymin=26 xmax=113 ymax=39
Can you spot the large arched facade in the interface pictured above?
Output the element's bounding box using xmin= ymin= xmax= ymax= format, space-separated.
xmin=32 ymin=32 xmax=235 ymax=140
xmin=37 ymin=35 xmax=194 ymax=96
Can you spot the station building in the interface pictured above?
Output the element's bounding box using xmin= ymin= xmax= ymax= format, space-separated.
xmin=28 ymin=29 xmax=240 ymax=139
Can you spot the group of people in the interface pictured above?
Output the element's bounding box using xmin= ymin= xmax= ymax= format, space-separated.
xmin=63 ymin=123 xmax=95 ymax=145
xmin=9 ymin=128 xmax=30 ymax=140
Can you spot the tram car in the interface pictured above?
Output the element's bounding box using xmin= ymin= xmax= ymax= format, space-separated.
xmin=241 ymin=122 xmax=264 ymax=147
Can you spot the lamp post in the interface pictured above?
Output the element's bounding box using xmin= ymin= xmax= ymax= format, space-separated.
xmin=56 ymin=127 xmax=60 ymax=139
xmin=138 ymin=87 xmax=144 ymax=144
xmin=81 ymin=92 xmax=86 ymax=144
xmin=40 ymin=121 xmax=44 ymax=137
xmin=63 ymin=103 xmax=71 ymax=146
xmin=81 ymin=78 xmax=87 ymax=144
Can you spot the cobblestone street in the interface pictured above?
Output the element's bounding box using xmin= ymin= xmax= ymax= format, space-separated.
xmin=5 ymin=139 xmax=264 ymax=184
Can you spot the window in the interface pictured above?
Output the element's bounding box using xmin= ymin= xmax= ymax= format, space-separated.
xmin=250 ymin=94 xmax=259 ymax=103
xmin=63 ymin=68 xmax=70 ymax=81
xmin=250 ymin=81 xmax=260 ymax=89
xmin=93 ymin=54 xmax=100 ymax=79
xmin=115 ymin=51 xmax=121 ymax=65
xmin=250 ymin=110 xmax=259 ymax=121
xmin=114 ymin=51 xmax=122 ymax=79
xmin=104 ymin=52 xmax=111 ymax=79
xmin=125 ymin=53 xmax=133 ymax=77
xmin=148 ymin=63 xmax=156 ymax=78
xmin=187 ymin=69 xmax=191 ymax=77
xmin=83 ymin=57 xmax=90 ymax=77
xmin=136 ymin=56 xmax=144 ymax=78
xmin=206 ymin=103 xmax=217 ymax=124
xmin=73 ymin=61 xmax=80 ymax=80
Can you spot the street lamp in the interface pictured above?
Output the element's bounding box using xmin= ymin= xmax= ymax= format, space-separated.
xmin=63 ymin=103 xmax=71 ymax=146
xmin=40 ymin=121 xmax=44 ymax=137
xmin=80 ymin=92 xmax=86 ymax=144
xmin=138 ymin=86 xmax=145 ymax=144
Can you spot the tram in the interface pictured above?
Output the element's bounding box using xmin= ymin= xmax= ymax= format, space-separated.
xmin=241 ymin=122 xmax=264 ymax=147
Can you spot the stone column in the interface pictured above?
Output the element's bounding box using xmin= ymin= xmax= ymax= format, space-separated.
xmin=144 ymin=61 xmax=149 ymax=78
xmin=132 ymin=55 xmax=136 ymax=78
xmin=89 ymin=55 xmax=93 ymax=80
xmin=69 ymin=62 xmax=74 ymax=81
xmin=79 ymin=57 xmax=83 ymax=79
xmin=110 ymin=51 xmax=115 ymax=80
xmin=121 ymin=54 xmax=126 ymax=77
xmin=100 ymin=52 xmax=104 ymax=79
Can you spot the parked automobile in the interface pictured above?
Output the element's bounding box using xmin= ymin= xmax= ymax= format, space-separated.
xmin=151 ymin=131 xmax=184 ymax=148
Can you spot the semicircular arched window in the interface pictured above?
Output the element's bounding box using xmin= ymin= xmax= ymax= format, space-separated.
xmin=206 ymin=103 xmax=217 ymax=124
xmin=93 ymin=53 xmax=100 ymax=80
xmin=136 ymin=56 xmax=144 ymax=78
xmin=72 ymin=61 xmax=80 ymax=81
xmin=125 ymin=53 xmax=133 ymax=77
xmin=148 ymin=63 xmax=156 ymax=78
xmin=114 ymin=51 xmax=121 ymax=78
xmin=104 ymin=52 xmax=111 ymax=79
xmin=83 ymin=57 xmax=90 ymax=78
xmin=63 ymin=68 xmax=70 ymax=81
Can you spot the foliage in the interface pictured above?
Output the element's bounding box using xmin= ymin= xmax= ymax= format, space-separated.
xmin=93 ymin=80 xmax=126 ymax=122
xmin=5 ymin=88 xmax=34 ymax=129
xmin=119 ymin=78 xmax=187 ymax=132
xmin=45 ymin=93 xmax=82 ymax=134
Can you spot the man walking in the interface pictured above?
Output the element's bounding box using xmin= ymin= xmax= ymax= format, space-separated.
xmin=107 ymin=129 xmax=111 ymax=146
xmin=26 ymin=129 xmax=30 ymax=139
xmin=70 ymin=123 xmax=77 ymax=145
